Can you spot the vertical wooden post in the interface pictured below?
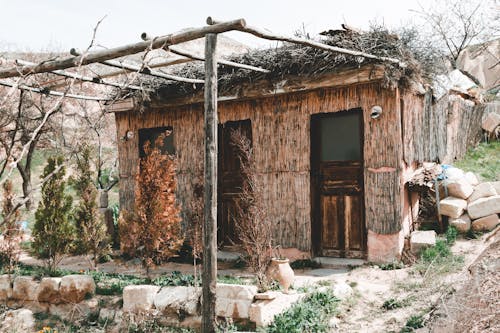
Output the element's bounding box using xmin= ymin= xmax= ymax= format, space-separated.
xmin=202 ymin=32 xmax=218 ymax=333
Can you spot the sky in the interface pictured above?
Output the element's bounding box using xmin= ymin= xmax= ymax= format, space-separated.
xmin=0 ymin=0 xmax=435 ymax=52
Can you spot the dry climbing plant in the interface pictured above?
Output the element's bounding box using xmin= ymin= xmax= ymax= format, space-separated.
xmin=0 ymin=180 xmax=22 ymax=274
xmin=231 ymin=129 xmax=273 ymax=291
xmin=119 ymin=133 xmax=183 ymax=277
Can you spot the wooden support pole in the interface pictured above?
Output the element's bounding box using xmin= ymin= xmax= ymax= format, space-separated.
xmin=206 ymin=17 xmax=406 ymax=67
xmin=0 ymin=80 xmax=111 ymax=101
xmin=201 ymin=32 xmax=218 ymax=333
xmin=15 ymin=59 xmax=148 ymax=91
xmin=0 ymin=19 xmax=246 ymax=79
xmin=70 ymin=49 xmax=204 ymax=84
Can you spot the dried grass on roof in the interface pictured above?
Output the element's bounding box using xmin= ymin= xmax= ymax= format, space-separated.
xmin=131 ymin=26 xmax=425 ymax=102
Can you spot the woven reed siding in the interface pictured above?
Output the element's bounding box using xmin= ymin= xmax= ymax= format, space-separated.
xmin=117 ymin=81 xmax=405 ymax=249
xmin=402 ymin=93 xmax=484 ymax=165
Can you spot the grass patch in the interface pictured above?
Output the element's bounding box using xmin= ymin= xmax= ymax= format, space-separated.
xmin=454 ymin=141 xmax=500 ymax=181
xmin=265 ymin=289 xmax=340 ymax=333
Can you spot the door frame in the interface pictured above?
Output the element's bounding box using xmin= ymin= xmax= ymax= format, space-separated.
xmin=310 ymin=108 xmax=366 ymax=257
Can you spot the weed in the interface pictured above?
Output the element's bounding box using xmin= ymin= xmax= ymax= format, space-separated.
xmin=290 ymin=259 xmax=321 ymax=270
xmin=379 ymin=261 xmax=405 ymax=270
xmin=265 ymin=289 xmax=340 ymax=333
xmin=401 ymin=314 xmax=424 ymax=332
xmin=382 ymin=298 xmax=408 ymax=310
xmin=445 ymin=226 xmax=457 ymax=245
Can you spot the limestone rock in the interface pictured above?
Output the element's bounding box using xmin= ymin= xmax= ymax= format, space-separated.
xmin=0 ymin=309 xmax=35 ymax=332
xmin=255 ymin=291 xmax=278 ymax=300
xmin=154 ymin=286 xmax=201 ymax=316
xmin=491 ymin=181 xmax=500 ymax=195
xmin=468 ymin=182 xmax=497 ymax=203
xmin=449 ymin=214 xmax=471 ymax=233
xmin=123 ymin=285 xmax=160 ymax=313
xmin=468 ymin=195 xmax=500 ymax=219
xmin=446 ymin=178 xmax=473 ymax=199
xmin=38 ymin=277 xmax=62 ymax=303
xmin=12 ymin=276 xmax=39 ymax=301
xmin=464 ymin=172 xmax=479 ymax=186
xmin=249 ymin=293 xmax=304 ymax=327
xmin=439 ymin=197 xmax=467 ymax=218
xmin=0 ymin=275 xmax=12 ymax=301
xmin=332 ymin=282 xmax=354 ymax=299
xmin=60 ymin=275 xmax=96 ymax=303
xmin=482 ymin=112 xmax=500 ymax=132
xmin=410 ymin=230 xmax=436 ymax=254
xmin=215 ymin=283 xmax=258 ymax=319
xmin=472 ymin=214 xmax=499 ymax=232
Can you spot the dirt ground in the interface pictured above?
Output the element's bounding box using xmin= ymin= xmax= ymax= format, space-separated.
xmin=19 ymin=229 xmax=498 ymax=333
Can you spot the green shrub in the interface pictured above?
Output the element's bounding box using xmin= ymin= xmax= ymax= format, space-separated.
xmin=445 ymin=226 xmax=457 ymax=245
xmin=32 ymin=156 xmax=74 ymax=273
xmin=379 ymin=261 xmax=405 ymax=270
xmin=401 ymin=314 xmax=424 ymax=332
xmin=290 ymin=259 xmax=322 ymax=270
xmin=382 ymin=298 xmax=405 ymax=310
xmin=421 ymin=240 xmax=450 ymax=263
xmin=266 ymin=290 xmax=339 ymax=333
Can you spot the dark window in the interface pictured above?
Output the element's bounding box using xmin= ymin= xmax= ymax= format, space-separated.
xmin=138 ymin=126 xmax=174 ymax=158
xmin=320 ymin=112 xmax=362 ymax=161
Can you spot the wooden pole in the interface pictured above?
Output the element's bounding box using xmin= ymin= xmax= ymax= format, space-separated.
xmin=206 ymin=17 xmax=406 ymax=67
xmin=0 ymin=19 xmax=246 ymax=79
xmin=70 ymin=49 xmax=204 ymax=84
xmin=202 ymin=32 xmax=218 ymax=333
xmin=0 ymin=80 xmax=111 ymax=101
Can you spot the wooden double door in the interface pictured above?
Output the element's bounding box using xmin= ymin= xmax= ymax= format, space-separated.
xmin=311 ymin=110 xmax=366 ymax=258
xmin=217 ymin=119 xmax=252 ymax=246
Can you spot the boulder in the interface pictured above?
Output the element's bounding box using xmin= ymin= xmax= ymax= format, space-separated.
xmin=472 ymin=214 xmax=499 ymax=232
xmin=468 ymin=182 xmax=497 ymax=203
xmin=446 ymin=179 xmax=473 ymax=199
xmin=491 ymin=181 xmax=500 ymax=195
xmin=0 ymin=275 xmax=12 ymax=301
xmin=468 ymin=195 xmax=500 ymax=219
xmin=154 ymin=286 xmax=201 ymax=316
xmin=464 ymin=172 xmax=479 ymax=186
xmin=0 ymin=309 xmax=35 ymax=332
xmin=59 ymin=275 xmax=96 ymax=303
xmin=12 ymin=276 xmax=39 ymax=301
xmin=482 ymin=112 xmax=500 ymax=133
xmin=410 ymin=230 xmax=437 ymax=254
xmin=439 ymin=197 xmax=467 ymax=218
xmin=123 ymin=285 xmax=160 ymax=313
xmin=332 ymin=282 xmax=354 ymax=299
xmin=38 ymin=277 xmax=62 ymax=303
xmin=449 ymin=214 xmax=471 ymax=233
xmin=49 ymin=298 xmax=98 ymax=321
xmin=249 ymin=293 xmax=304 ymax=327
xmin=215 ymin=283 xmax=258 ymax=319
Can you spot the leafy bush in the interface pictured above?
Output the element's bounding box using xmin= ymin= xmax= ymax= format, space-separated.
xmin=32 ymin=156 xmax=74 ymax=273
xmin=445 ymin=226 xmax=457 ymax=245
xmin=420 ymin=240 xmax=451 ymax=263
xmin=119 ymin=134 xmax=183 ymax=277
xmin=290 ymin=259 xmax=321 ymax=270
xmin=266 ymin=289 xmax=339 ymax=333
xmin=401 ymin=314 xmax=424 ymax=332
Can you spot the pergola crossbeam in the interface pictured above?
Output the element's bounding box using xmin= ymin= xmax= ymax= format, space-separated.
xmin=15 ymin=59 xmax=148 ymax=91
xmin=0 ymin=80 xmax=111 ymax=101
xmin=207 ymin=17 xmax=406 ymax=67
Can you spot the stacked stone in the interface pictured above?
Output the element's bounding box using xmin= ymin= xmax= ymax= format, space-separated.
xmin=439 ymin=171 xmax=500 ymax=233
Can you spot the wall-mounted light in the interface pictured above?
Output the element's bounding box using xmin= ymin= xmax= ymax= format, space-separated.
xmin=370 ymin=105 xmax=383 ymax=119
xmin=121 ymin=130 xmax=135 ymax=141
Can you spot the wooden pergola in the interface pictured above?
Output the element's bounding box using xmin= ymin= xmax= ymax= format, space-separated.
xmin=0 ymin=17 xmax=404 ymax=333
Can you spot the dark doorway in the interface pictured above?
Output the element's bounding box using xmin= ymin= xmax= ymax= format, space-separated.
xmin=311 ymin=110 xmax=366 ymax=258
xmin=217 ymin=119 xmax=252 ymax=246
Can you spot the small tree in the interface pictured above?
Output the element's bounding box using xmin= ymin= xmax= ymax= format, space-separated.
xmin=231 ymin=130 xmax=273 ymax=291
xmin=72 ymin=144 xmax=109 ymax=270
xmin=119 ymin=134 xmax=183 ymax=277
xmin=0 ymin=180 xmax=22 ymax=274
xmin=32 ymin=156 xmax=73 ymax=273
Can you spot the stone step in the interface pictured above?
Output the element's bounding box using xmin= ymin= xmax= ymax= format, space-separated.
xmin=312 ymin=257 xmax=365 ymax=268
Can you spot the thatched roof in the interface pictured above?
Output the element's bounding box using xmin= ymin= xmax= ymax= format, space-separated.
xmin=133 ymin=26 xmax=424 ymax=103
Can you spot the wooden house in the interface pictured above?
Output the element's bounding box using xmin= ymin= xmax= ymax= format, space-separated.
xmin=109 ymin=30 xmax=455 ymax=262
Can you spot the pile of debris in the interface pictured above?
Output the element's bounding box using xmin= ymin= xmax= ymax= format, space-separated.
xmin=439 ymin=167 xmax=500 ymax=233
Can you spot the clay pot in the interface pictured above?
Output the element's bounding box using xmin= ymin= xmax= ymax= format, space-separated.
xmin=268 ymin=258 xmax=295 ymax=294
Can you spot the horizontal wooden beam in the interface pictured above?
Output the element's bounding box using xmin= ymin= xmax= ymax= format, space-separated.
xmin=70 ymin=49 xmax=203 ymax=84
xmin=0 ymin=80 xmax=111 ymax=101
xmin=141 ymin=32 xmax=269 ymax=73
xmin=108 ymin=64 xmax=386 ymax=112
xmin=0 ymin=18 xmax=246 ymax=79
xmin=207 ymin=17 xmax=405 ymax=67
xmin=15 ymin=59 xmax=149 ymax=91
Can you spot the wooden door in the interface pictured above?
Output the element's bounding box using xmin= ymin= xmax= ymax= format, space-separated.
xmin=217 ymin=119 xmax=252 ymax=246
xmin=311 ymin=110 xmax=366 ymax=258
